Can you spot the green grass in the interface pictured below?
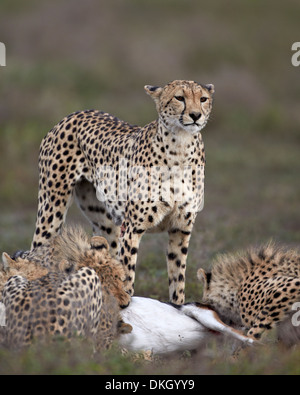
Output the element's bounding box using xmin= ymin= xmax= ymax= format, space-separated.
xmin=0 ymin=0 xmax=299 ymax=374
xmin=1 ymin=336 xmax=300 ymax=375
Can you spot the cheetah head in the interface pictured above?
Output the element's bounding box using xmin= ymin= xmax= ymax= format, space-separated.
xmin=144 ymin=80 xmax=214 ymax=134
xmin=197 ymin=268 xmax=214 ymax=306
xmin=197 ymin=268 xmax=242 ymax=326
xmin=90 ymin=236 xmax=131 ymax=309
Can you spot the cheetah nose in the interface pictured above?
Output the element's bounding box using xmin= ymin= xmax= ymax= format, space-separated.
xmin=189 ymin=112 xmax=201 ymax=122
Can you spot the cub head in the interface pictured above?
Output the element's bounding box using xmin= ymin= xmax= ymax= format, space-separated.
xmin=145 ymin=80 xmax=214 ymax=134
xmin=197 ymin=268 xmax=242 ymax=326
xmin=90 ymin=236 xmax=131 ymax=309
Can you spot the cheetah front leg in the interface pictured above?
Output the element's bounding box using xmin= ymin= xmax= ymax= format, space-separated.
xmin=245 ymin=278 xmax=300 ymax=341
xmin=119 ymin=221 xmax=144 ymax=297
xmin=246 ymin=308 xmax=277 ymax=341
xmin=167 ymin=227 xmax=193 ymax=305
xmin=119 ymin=200 xmax=171 ymax=297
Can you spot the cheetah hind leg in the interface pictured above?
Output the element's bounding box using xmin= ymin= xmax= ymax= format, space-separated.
xmin=74 ymin=179 xmax=120 ymax=258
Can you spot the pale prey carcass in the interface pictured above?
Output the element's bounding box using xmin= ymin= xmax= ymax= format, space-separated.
xmin=119 ymin=296 xmax=254 ymax=355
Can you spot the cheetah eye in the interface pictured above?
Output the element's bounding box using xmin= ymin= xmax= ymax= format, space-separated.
xmin=200 ymin=97 xmax=208 ymax=103
xmin=175 ymin=96 xmax=185 ymax=102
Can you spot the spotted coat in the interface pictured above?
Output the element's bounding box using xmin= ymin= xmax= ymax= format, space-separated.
xmin=30 ymin=80 xmax=214 ymax=304
xmin=198 ymin=243 xmax=300 ymax=343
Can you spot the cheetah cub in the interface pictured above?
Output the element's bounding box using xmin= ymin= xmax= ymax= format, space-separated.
xmin=1 ymin=227 xmax=131 ymax=349
xmin=198 ymin=243 xmax=300 ymax=345
xmin=29 ymin=80 xmax=214 ymax=304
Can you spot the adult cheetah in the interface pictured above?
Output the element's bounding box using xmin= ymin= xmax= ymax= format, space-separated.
xmin=29 ymin=80 xmax=214 ymax=304
xmin=198 ymin=243 xmax=300 ymax=345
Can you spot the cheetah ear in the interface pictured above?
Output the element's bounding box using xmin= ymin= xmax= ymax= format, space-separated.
xmin=197 ymin=268 xmax=206 ymax=281
xmin=204 ymin=84 xmax=215 ymax=94
xmin=197 ymin=268 xmax=208 ymax=288
xmin=118 ymin=322 xmax=133 ymax=335
xmin=1 ymin=252 xmax=12 ymax=273
xmin=90 ymin=236 xmax=109 ymax=251
xmin=59 ymin=259 xmax=74 ymax=274
xmin=144 ymin=85 xmax=163 ymax=102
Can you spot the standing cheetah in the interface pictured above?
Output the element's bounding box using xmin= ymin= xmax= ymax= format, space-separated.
xmin=30 ymin=80 xmax=214 ymax=304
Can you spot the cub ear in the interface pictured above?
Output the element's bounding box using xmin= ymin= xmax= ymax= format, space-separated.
xmin=58 ymin=259 xmax=75 ymax=274
xmin=197 ymin=268 xmax=207 ymax=283
xmin=204 ymin=84 xmax=215 ymax=94
xmin=91 ymin=236 xmax=109 ymax=251
xmin=118 ymin=322 xmax=133 ymax=335
xmin=1 ymin=252 xmax=13 ymax=273
xmin=144 ymin=85 xmax=163 ymax=101
xmin=197 ymin=268 xmax=211 ymax=292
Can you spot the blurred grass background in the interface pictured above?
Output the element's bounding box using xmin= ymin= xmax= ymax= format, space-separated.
xmin=0 ymin=0 xmax=299 ymax=374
